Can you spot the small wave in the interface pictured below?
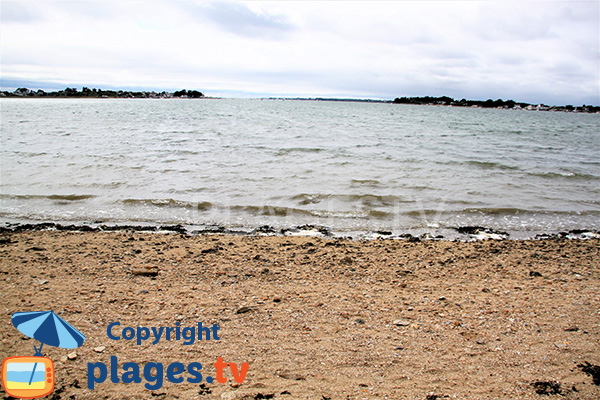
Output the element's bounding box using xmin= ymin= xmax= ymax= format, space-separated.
xmin=350 ymin=179 xmax=381 ymax=187
xmin=121 ymin=198 xmax=210 ymax=209
xmin=528 ymin=171 xmax=599 ymax=180
xmin=465 ymin=160 xmax=519 ymax=170
xmin=13 ymin=151 xmax=48 ymax=157
xmin=47 ymin=194 xmax=96 ymax=201
xmin=0 ymin=194 xmax=95 ymax=201
xmin=461 ymin=207 xmax=600 ymax=216
xmin=231 ymin=205 xmax=313 ymax=217
xmin=275 ymin=147 xmax=325 ymax=156
xmin=368 ymin=209 xmax=392 ymax=218
xmin=228 ymin=204 xmax=392 ymax=220
xmin=290 ymin=193 xmax=406 ymax=206
xmin=461 ymin=207 xmax=532 ymax=215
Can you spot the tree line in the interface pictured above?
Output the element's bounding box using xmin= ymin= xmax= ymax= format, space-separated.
xmin=393 ymin=96 xmax=599 ymax=113
xmin=1 ymin=87 xmax=204 ymax=99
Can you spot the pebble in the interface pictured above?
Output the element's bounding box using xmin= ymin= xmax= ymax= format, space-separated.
xmin=340 ymin=256 xmax=354 ymax=265
xmin=67 ymin=352 xmax=77 ymax=360
xmin=564 ymin=326 xmax=579 ymax=332
xmin=277 ymin=371 xmax=306 ymax=380
xmin=221 ymin=392 xmax=238 ymax=400
xmin=393 ymin=319 xmax=411 ymax=327
xmin=93 ymin=346 xmax=106 ymax=353
xmin=132 ymin=267 xmax=158 ymax=277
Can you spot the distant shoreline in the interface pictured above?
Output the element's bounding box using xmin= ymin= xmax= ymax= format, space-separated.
xmin=0 ymin=87 xmax=204 ymax=100
xmin=2 ymin=86 xmax=598 ymax=113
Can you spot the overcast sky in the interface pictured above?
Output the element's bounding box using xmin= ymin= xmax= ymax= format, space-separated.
xmin=1 ymin=0 xmax=599 ymax=104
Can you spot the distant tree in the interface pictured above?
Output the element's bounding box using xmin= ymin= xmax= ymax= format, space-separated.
xmin=439 ymin=96 xmax=454 ymax=104
xmin=482 ymin=99 xmax=495 ymax=108
xmin=64 ymin=87 xmax=78 ymax=97
xmin=187 ymin=90 xmax=204 ymax=98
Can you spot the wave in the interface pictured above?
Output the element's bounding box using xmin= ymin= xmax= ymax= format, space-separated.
xmin=436 ymin=160 xmax=519 ymax=171
xmin=465 ymin=160 xmax=520 ymax=170
xmin=0 ymin=194 xmax=96 ymax=201
xmin=350 ymin=179 xmax=381 ymax=187
xmin=460 ymin=207 xmax=600 ymax=216
xmin=527 ymin=171 xmax=600 ymax=180
xmin=275 ymin=147 xmax=325 ymax=156
xmin=290 ymin=193 xmax=408 ymax=206
xmin=121 ymin=198 xmax=213 ymax=210
xmin=230 ymin=204 xmax=394 ymax=219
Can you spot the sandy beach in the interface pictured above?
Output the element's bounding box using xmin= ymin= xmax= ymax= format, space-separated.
xmin=0 ymin=230 xmax=599 ymax=399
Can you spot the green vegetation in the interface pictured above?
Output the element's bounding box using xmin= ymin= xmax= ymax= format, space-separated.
xmin=1 ymin=87 xmax=204 ymax=99
xmin=393 ymin=96 xmax=599 ymax=113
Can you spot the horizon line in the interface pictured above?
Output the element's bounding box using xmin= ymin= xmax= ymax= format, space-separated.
xmin=1 ymin=81 xmax=599 ymax=108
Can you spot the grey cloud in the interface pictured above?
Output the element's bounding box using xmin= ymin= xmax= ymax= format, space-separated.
xmin=0 ymin=1 xmax=43 ymax=23
xmin=58 ymin=1 xmax=117 ymax=21
xmin=195 ymin=1 xmax=293 ymax=38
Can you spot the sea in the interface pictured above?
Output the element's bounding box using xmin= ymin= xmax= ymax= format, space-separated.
xmin=1 ymin=98 xmax=599 ymax=239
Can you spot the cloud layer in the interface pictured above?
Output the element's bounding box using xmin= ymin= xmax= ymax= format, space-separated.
xmin=1 ymin=0 xmax=598 ymax=104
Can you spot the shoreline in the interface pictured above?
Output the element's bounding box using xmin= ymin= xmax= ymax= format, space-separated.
xmin=0 ymin=229 xmax=598 ymax=399
xmin=2 ymin=94 xmax=599 ymax=113
xmin=2 ymin=220 xmax=600 ymax=241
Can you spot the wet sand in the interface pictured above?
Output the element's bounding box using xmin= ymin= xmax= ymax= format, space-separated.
xmin=0 ymin=230 xmax=598 ymax=399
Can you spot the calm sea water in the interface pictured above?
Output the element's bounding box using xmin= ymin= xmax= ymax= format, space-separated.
xmin=1 ymin=98 xmax=599 ymax=238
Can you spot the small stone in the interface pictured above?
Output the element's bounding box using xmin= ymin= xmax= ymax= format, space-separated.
xmin=277 ymin=371 xmax=305 ymax=380
xmin=564 ymin=326 xmax=579 ymax=332
xmin=529 ymin=271 xmax=543 ymax=277
xmin=93 ymin=346 xmax=106 ymax=353
xmin=340 ymin=256 xmax=353 ymax=265
xmin=273 ymin=297 xmax=281 ymax=303
xmin=393 ymin=319 xmax=411 ymax=327
xmin=236 ymin=306 xmax=255 ymax=314
xmin=67 ymin=352 xmax=77 ymax=360
xmin=60 ymin=356 xmax=68 ymax=362
xmin=132 ymin=267 xmax=158 ymax=277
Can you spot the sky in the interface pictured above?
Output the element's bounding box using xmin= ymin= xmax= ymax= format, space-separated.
xmin=1 ymin=0 xmax=599 ymax=105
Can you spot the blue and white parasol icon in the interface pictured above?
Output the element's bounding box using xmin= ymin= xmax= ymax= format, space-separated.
xmin=11 ymin=311 xmax=85 ymax=385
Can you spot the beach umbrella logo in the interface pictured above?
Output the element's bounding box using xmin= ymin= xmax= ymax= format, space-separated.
xmin=1 ymin=311 xmax=85 ymax=399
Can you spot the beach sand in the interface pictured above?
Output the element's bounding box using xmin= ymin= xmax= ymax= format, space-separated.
xmin=0 ymin=230 xmax=598 ymax=399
